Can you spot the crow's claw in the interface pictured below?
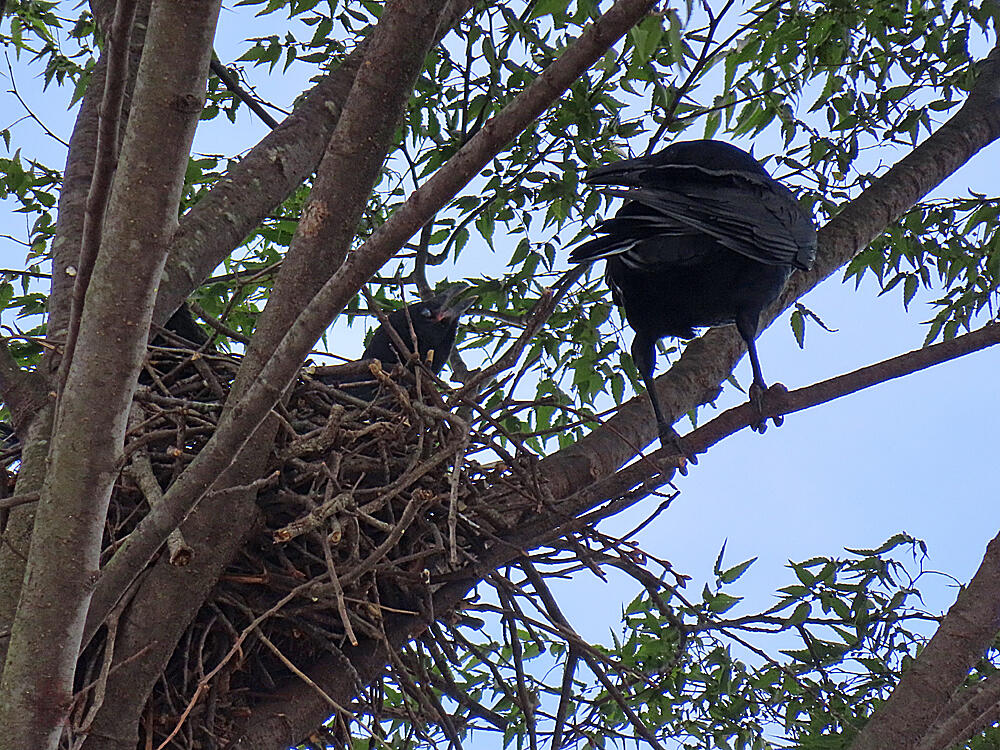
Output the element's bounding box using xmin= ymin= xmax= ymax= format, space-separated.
xmin=658 ymin=423 xmax=697 ymax=475
xmin=749 ymin=382 xmax=787 ymax=433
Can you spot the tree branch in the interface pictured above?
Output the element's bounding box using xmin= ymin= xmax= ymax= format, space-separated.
xmin=533 ymin=37 xmax=1000 ymax=504
xmin=0 ymin=1 xmax=223 ymax=746
xmin=151 ymin=0 xmax=477 ymax=329
xmin=915 ymin=669 xmax=1000 ymax=750
xmin=73 ymin=5 xmax=480 ymax=744
xmin=60 ymin=0 xmax=140 ymax=387
xmin=226 ymin=318 xmax=1000 ymax=750
xmin=209 ymin=57 xmax=279 ymax=129
xmin=232 ymin=0 xmax=453 ymax=391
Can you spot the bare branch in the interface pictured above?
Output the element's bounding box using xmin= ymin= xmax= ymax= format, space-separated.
xmin=209 ymin=57 xmax=280 ymax=129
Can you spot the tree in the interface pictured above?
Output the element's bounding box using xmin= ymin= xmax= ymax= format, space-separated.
xmin=0 ymin=0 xmax=998 ymax=748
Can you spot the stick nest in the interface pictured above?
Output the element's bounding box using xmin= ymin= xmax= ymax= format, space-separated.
xmin=80 ymin=343 xmax=543 ymax=748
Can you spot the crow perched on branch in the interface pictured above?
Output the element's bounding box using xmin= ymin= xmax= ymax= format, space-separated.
xmin=570 ymin=140 xmax=817 ymax=445
xmin=317 ymin=284 xmax=476 ymax=400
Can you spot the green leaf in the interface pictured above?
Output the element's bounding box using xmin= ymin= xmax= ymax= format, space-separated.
xmin=719 ymin=557 xmax=757 ymax=584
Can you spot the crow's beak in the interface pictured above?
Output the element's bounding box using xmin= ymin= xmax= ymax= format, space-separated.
xmin=584 ymin=155 xmax=649 ymax=187
xmin=430 ymin=283 xmax=477 ymax=322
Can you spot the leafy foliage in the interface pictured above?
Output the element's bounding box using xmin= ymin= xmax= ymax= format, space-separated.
xmin=359 ymin=535 xmax=947 ymax=750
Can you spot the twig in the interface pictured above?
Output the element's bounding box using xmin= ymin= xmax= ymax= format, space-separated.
xmin=127 ymin=449 xmax=193 ymax=566
xmin=321 ymin=533 xmax=358 ymax=646
xmin=447 ymin=434 xmax=469 ymax=565
xmin=210 ymin=57 xmax=282 ymax=129
xmin=0 ymin=491 xmax=39 ymax=511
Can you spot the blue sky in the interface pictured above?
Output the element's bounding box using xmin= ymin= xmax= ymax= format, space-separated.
xmin=1 ymin=1 xmax=997 ymax=651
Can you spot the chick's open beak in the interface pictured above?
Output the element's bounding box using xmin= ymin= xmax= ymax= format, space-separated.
xmin=431 ymin=283 xmax=477 ymax=322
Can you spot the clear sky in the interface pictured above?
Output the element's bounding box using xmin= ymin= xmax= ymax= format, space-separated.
xmin=1 ymin=1 xmax=997 ymax=650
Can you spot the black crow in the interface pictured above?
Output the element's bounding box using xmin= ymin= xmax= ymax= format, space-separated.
xmin=319 ymin=284 xmax=476 ymax=400
xmin=569 ymin=140 xmax=817 ymax=444
xmin=157 ymin=304 xmax=211 ymax=349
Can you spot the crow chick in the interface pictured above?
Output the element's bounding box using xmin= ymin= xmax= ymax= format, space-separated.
xmin=322 ymin=284 xmax=475 ymax=400
xmin=569 ymin=140 xmax=817 ymax=444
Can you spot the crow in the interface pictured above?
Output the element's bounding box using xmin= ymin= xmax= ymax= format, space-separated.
xmin=157 ymin=304 xmax=211 ymax=349
xmin=569 ymin=139 xmax=817 ymax=446
xmin=318 ymin=284 xmax=476 ymax=400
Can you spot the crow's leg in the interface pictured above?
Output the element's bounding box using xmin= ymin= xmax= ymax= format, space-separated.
xmin=736 ymin=314 xmax=783 ymax=433
xmin=631 ymin=335 xmax=696 ymax=468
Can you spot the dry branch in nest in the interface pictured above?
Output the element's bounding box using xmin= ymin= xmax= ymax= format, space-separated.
xmin=66 ymin=341 xmax=555 ymax=749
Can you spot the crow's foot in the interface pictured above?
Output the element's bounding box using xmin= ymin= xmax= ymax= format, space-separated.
xmin=658 ymin=423 xmax=697 ymax=475
xmin=749 ymin=382 xmax=787 ymax=433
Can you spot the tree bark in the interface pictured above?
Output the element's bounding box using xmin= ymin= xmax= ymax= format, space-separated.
xmin=0 ymin=1 xmax=222 ymax=745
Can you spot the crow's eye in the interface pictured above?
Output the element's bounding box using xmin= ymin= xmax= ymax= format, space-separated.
xmin=419 ymin=307 xmax=433 ymax=319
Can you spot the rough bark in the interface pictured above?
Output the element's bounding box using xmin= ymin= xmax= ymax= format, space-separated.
xmin=0 ymin=1 xmax=222 ymax=746
xmin=0 ymin=44 xmax=108 ymax=681
xmin=0 ymin=403 xmax=53 ymax=671
xmin=63 ymin=5 xmax=482 ymax=741
xmin=61 ymin=0 xmax=141 ymax=385
xmin=79 ymin=486 xmax=264 ymax=750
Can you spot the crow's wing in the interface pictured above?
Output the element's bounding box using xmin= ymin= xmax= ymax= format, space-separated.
xmin=569 ymin=202 xmax=712 ymax=268
xmin=604 ymin=179 xmax=816 ymax=271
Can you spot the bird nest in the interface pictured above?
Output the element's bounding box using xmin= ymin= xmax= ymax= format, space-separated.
xmin=81 ymin=342 xmax=544 ymax=748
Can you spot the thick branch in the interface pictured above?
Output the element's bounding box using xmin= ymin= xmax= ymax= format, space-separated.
xmin=533 ymin=322 xmax=1000 ymax=535
xmin=257 ymin=321 xmax=1000 ymax=750
xmin=152 ymin=0 xmax=476 ymax=329
xmin=1 ymin=0 xmax=152 ymax=679
xmin=61 ymin=0 xmax=140 ymax=385
xmin=0 ymin=1 xmax=222 ymax=746
xmin=233 ymin=0 xmax=453 ymax=391
xmin=850 ymin=532 xmax=1000 ymax=750
xmin=915 ymin=670 xmax=1000 ymax=750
